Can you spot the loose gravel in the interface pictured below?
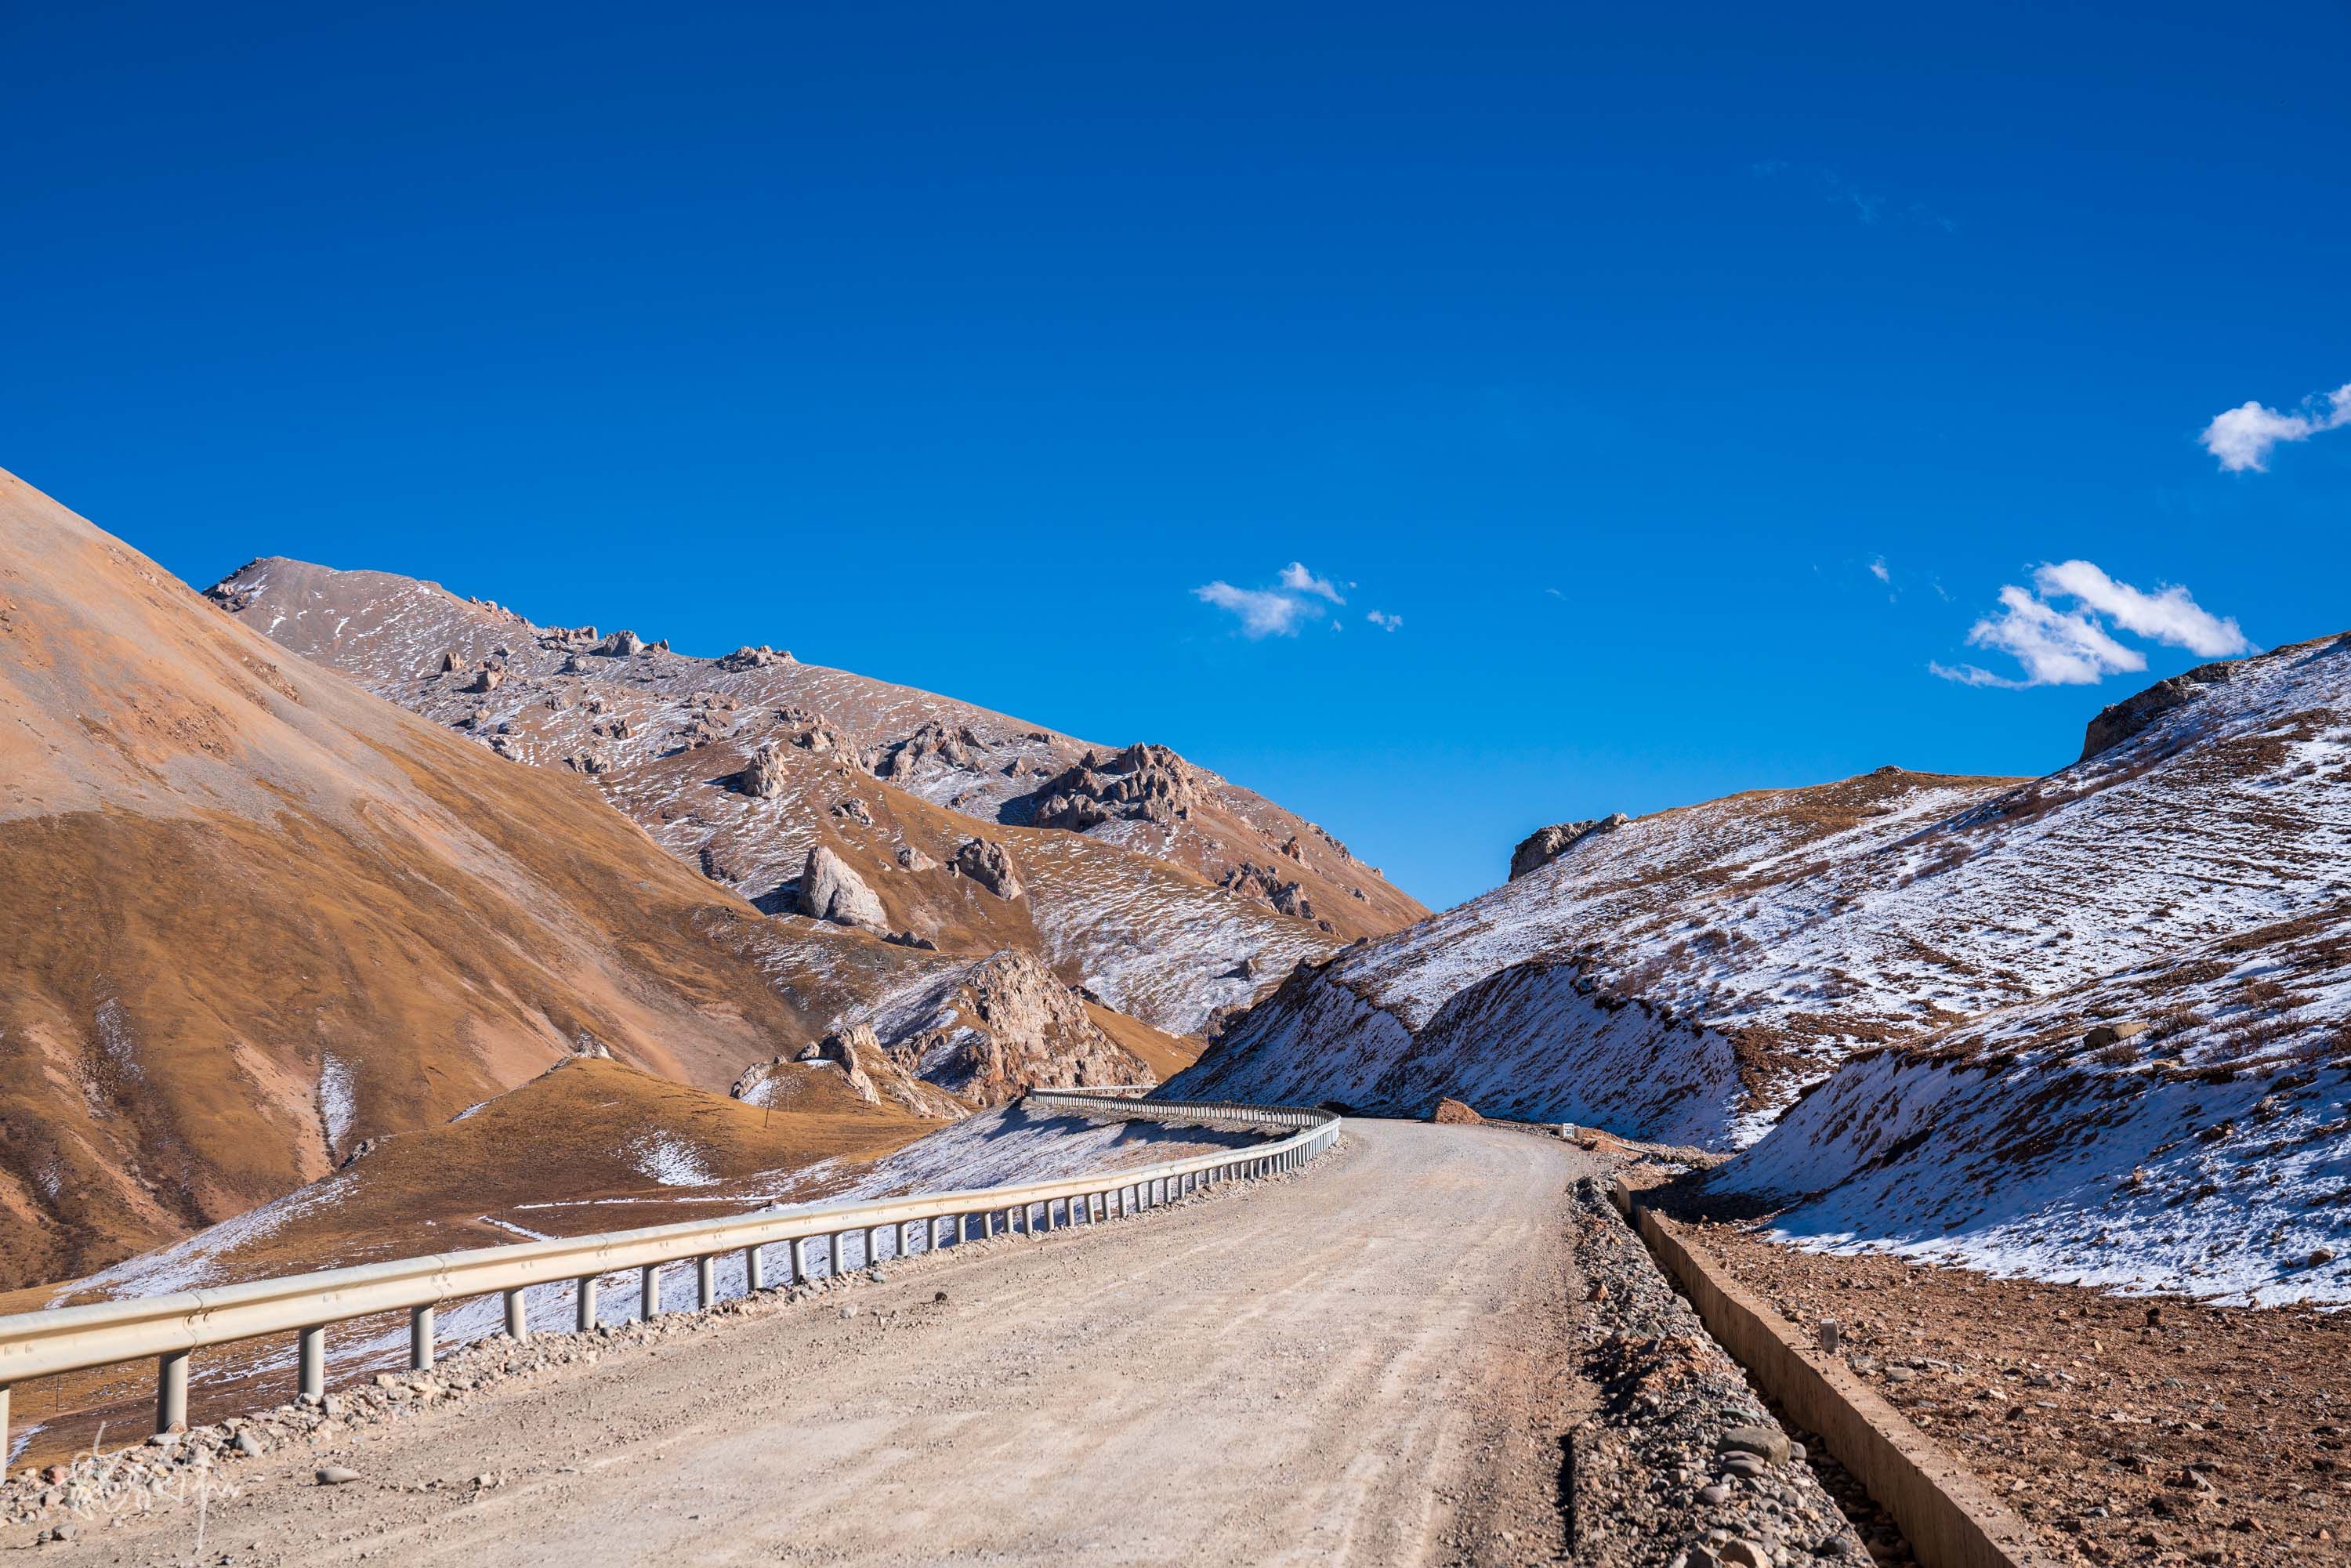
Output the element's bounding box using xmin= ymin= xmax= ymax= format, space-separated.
xmin=1567 ymin=1175 xmax=1864 ymax=1568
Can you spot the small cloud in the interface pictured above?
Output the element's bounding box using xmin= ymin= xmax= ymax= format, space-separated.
xmin=1365 ymin=610 xmax=1403 ymax=632
xmin=1753 ymin=160 xmax=1955 ymax=233
xmin=1868 ymin=556 xmax=1891 ymax=584
xmin=1194 ymin=581 xmax=1323 ymax=639
xmin=2200 ymin=382 xmax=2351 ymax=472
xmin=1277 ymin=562 xmax=1346 ymax=603
xmin=1933 ymin=559 xmax=2250 ymax=689
xmin=1544 ymin=587 xmax=1564 ymax=599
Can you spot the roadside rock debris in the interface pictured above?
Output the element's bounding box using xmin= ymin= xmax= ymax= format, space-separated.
xmin=1566 ymin=1176 xmax=1861 ymax=1568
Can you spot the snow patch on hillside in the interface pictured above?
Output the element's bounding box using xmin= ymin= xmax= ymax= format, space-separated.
xmin=318 ymin=1055 xmax=357 ymax=1152
xmin=1722 ymin=1052 xmax=2351 ymax=1305
xmin=629 ymin=1133 xmax=716 ymax=1187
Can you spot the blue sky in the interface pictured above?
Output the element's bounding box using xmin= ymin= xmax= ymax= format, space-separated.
xmin=4 ymin=1 xmax=2346 ymax=908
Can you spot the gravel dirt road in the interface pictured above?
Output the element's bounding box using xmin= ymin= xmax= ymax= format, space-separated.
xmin=66 ymin=1121 xmax=1599 ymax=1567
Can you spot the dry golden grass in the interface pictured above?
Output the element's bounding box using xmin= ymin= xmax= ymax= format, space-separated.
xmin=0 ymin=468 xmax=952 ymax=1290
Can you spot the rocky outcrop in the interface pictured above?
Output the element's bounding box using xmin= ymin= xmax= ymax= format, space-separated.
xmin=466 ymin=666 xmax=503 ymax=694
xmin=877 ymin=721 xmax=985 ymax=779
xmin=1221 ymin=862 xmax=1313 ymax=920
xmin=951 ymin=837 xmax=1024 ymax=900
xmin=728 ymin=1023 xmax=964 ymax=1119
xmin=719 ymin=644 xmax=778 ymax=671
xmin=895 ymin=844 xmax=938 ymax=872
xmin=1508 ymin=813 xmax=1629 ymax=880
xmin=738 ymin=742 xmax=788 ymax=800
xmin=884 ymin=951 xmax=1148 ymax=1106
xmin=2079 ymin=659 xmax=2241 ymax=759
xmin=803 ymin=1025 xmax=882 ymax=1103
xmin=798 ymin=845 xmax=887 ymax=929
xmin=592 ymin=630 xmax=646 ymax=657
xmin=1030 ymin=743 xmax=1198 ymax=831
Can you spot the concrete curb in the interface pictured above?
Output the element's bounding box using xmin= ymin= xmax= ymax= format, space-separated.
xmin=1610 ymin=1176 xmax=2059 ymax=1568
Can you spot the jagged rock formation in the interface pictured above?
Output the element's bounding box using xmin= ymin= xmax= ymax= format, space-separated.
xmin=878 ymin=720 xmax=984 ymax=779
xmin=951 ymin=836 xmax=1024 ymax=900
xmin=1031 ymin=743 xmax=1198 ymax=831
xmin=1507 ymin=812 xmax=1629 ymax=880
xmin=1221 ymin=862 xmax=1316 ymax=922
xmin=882 ymin=951 xmax=1150 ymax=1105
xmin=2078 ymin=655 xmax=2242 ymax=759
xmin=799 ymin=846 xmax=888 ymax=929
xmin=592 ymin=629 xmax=647 ymax=657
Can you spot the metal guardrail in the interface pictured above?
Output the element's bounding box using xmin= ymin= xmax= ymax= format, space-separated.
xmin=0 ymin=1091 xmax=1340 ymax=1460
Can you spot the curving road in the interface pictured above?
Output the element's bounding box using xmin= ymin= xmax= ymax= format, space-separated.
xmin=73 ymin=1122 xmax=1599 ymax=1567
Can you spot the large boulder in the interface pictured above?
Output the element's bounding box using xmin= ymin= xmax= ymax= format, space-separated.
xmin=798 ymin=846 xmax=887 ymax=929
xmin=951 ymin=837 xmax=1024 ymax=900
xmin=738 ymin=742 xmax=788 ymax=800
xmin=592 ymin=629 xmax=647 ymax=657
xmin=1508 ymin=812 xmax=1629 ymax=880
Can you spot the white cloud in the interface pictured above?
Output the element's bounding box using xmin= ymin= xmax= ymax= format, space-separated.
xmin=1277 ymin=562 xmax=1346 ymax=603
xmin=2030 ymin=559 xmax=2248 ymax=657
xmin=2200 ymin=382 xmax=2351 ymax=472
xmin=1365 ymin=610 xmax=1402 ymax=632
xmin=1868 ymin=556 xmax=1891 ymax=584
xmin=1933 ymin=560 xmax=2249 ymax=690
xmin=1193 ymin=581 xmax=1322 ymax=638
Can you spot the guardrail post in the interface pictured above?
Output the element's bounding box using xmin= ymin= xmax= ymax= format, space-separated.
xmin=299 ymin=1325 xmax=326 ymax=1401
xmin=505 ymin=1287 xmax=530 ymax=1342
xmin=410 ymin=1305 xmax=435 ymax=1371
xmin=863 ymin=1226 xmax=882 ymax=1267
xmin=0 ymin=1383 xmax=9 ymax=1465
xmin=639 ymin=1265 xmax=661 ymax=1321
xmin=577 ymin=1276 xmax=598 ymax=1332
xmin=697 ymin=1255 xmax=717 ymax=1309
xmin=157 ymin=1349 xmax=191 ymax=1432
xmin=828 ymin=1231 xmax=846 ymax=1278
xmin=746 ymin=1244 xmax=766 ymax=1293
xmin=982 ymin=1211 xmax=997 ymax=1239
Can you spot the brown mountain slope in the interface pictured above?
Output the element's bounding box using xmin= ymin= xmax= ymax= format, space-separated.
xmin=204 ymin=557 xmax=1426 ymax=1033
xmin=0 ymin=469 xmax=969 ymax=1288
